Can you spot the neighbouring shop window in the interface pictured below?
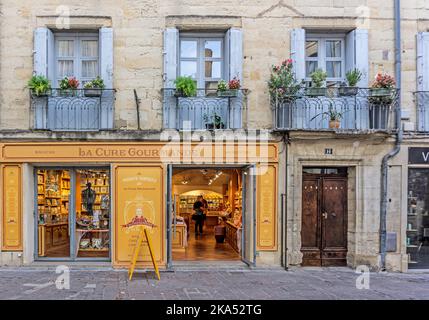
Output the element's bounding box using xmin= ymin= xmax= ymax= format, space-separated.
xmin=305 ymin=34 xmax=345 ymax=86
xmin=179 ymin=35 xmax=224 ymax=90
xmin=36 ymin=168 xmax=110 ymax=260
xmin=407 ymin=169 xmax=429 ymax=268
xmin=55 ymin=33 xmax=99 ymax=87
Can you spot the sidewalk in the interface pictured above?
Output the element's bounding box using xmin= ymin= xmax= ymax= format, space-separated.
xmin=0 ymin=266 xmax=428 ymax=300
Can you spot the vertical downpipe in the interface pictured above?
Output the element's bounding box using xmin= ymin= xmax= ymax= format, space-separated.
xmin=380 ymin=0 xmax=402 ymax=271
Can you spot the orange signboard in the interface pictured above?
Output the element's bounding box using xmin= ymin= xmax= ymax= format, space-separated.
xmin=257 ymin=164 xmax=277 ymax=251
xmin=1 ymin=165 xmax=22 ymax=250
xmin=114 ymin=165 xmax=164 ymax=267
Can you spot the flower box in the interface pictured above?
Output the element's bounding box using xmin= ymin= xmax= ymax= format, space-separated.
xmin=84 ymin=88 xmax=103 ymax=97
xmin=306 ymin=87 xmax=328 ymax=97
xmin=338 ymin=87 xmax=358 ymax=96
xmin=217 ymin=89 xmax=238 ymax=98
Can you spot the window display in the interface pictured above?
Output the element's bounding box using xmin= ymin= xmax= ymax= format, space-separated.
xmin=36 ymin=168 xmax=110 ymax=260
xmin=407 ymin=169 xmax=429 ymax=268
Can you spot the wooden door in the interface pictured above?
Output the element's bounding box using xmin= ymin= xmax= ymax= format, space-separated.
xmin=301 ymin=174 xmax=348 ymax=266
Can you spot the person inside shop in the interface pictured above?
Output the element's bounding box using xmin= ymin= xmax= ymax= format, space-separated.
xmin=192 ymin=195 xmax=206 ymax=236
xmin=82 ymin=182 xmax=96 ymax=216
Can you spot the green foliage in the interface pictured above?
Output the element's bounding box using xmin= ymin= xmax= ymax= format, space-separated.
xmin=174 ymin=76 xmax=197 ymax=97
xmin=311 ymin=103 xmax=343 ymax=122
xmin=217 ymin=80 xmax=228 ymax=91
xmin=27 ymin=75 xmax=51 ymax=96
xmin=310 ymin=69 xmax=327 ymax=88
xmin=84 ymin=76 xmax=105 ymax=89
xmin=268 ymin=59 xmax=302 ymax=98
xmin=345 ymin=69 xmax=362 ymax=87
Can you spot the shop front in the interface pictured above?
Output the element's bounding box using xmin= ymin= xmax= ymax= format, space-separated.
xmin=0 ymin=142 xmax=280 ymax=269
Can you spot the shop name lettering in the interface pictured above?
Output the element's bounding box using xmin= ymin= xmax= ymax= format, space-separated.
xmin=79 ymin=147 xmax=160 ymax=158
xmin=422 ymin=152 xmax=429 ymax=162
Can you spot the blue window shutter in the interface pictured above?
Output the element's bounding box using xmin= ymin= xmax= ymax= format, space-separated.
xmin=227 ymin=28 xmax=243 ymax=129
xmin=163 ymin=28 xmax=179 ymax=88
xmin=99 ymin=27 xmax=114 ymax=129
xmin=228 ymin=28 xmax=243 ymax=81
xmin=163 ymin=28 xmax=179 ymax=129
xmin=34 ymin=28 xmax=48 ymax=77
xmin=417 ymin=32 xmax=429 ymax=92
xmin=99 ymin=27 xmax=114 ymax=89
xmin=291 ymin=28 xmax=306 ymax=82
xmin=346 ymin=29 xmax=369 ymax=87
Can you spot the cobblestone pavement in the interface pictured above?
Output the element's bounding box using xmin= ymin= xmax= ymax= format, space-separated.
xmin=0 ymin=266 xmax=429 ymax=300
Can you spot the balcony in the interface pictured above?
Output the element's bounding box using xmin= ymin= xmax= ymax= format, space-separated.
xmin=30 ymin=89 xmax=115 ymax=131
xmin=272 ymin=88 xmax=399 ymax=132
xmin=162 ymin=89 xmax=248 ymax=130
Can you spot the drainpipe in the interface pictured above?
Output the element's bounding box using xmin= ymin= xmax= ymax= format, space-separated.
xmin=380 ymin=0 xmax=402 ymax=271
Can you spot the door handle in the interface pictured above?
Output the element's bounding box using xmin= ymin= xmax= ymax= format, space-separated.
xmin=322 ymin=212 xmax=328 ymax=219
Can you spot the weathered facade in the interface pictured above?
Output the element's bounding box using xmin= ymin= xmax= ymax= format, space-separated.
xmin=0 ymin=1 xmax=427 ymax=272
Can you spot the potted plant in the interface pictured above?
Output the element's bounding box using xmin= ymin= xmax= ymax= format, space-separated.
xmin=84 ymin=76 xmax=105 ymax=97
xmin=306 ymin=69 xmax=328 ymax=97
xmin=268 ymin=59 xmax=302 ymax=102
xmin=368 ymin=73 xmax=396 ymax=129
xmin=27 ymin=75 xmax=51 ymax=97
xmin=369 ymin=73 xmax=396 ymax=103
xmin=204 ymin=112 xmax=225 ymax=130
xmin=339 ymin=68 xmax=362 ymax=96
xmin=311 ymin=103 xmax=343 ymax=129
xmin=174 ymin=76 xmax=197 ymax=97
xmin=59 ymin=76 xmax=79 ymax=96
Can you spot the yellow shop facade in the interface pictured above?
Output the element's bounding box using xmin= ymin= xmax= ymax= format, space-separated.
xmin=0 ymin=141 xmax=281 ymax=269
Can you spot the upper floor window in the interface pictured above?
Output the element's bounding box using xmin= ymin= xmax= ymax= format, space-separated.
xmin=179 ymin=34 xmax=224 ymax=90
xmin=55 ymin=33 xmax=99 ymax=87
xmin=305 ymin=34 xmax=345 ymax=86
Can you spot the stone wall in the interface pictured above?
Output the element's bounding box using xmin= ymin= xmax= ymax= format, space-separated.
xmin=0 ymin=1 xmax=423 ymax=131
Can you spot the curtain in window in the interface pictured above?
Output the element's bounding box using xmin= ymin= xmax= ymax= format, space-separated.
xmin=82 ymin=61 xmax=98 ymax=78
xmin=57 ymin=60 xmax=74 ymax=78
xmin=81 ymin=40 xmax=98 ymax=57
xmin=58 ymin=40 xmax=74 ymax=57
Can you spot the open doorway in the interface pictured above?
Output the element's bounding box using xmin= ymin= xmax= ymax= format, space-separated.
xmin=170 ymin=168 xmax=248 ymax=262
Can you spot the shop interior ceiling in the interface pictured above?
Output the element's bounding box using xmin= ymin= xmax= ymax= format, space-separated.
xmin=172 ymin=169 xmax=232 ymax=186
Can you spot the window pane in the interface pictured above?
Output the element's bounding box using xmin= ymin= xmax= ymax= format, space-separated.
xmin=326 ymin=61 xmax=342 ymax=78
xmin=82 ymin=60 xmax=98 ymax=78
xmin=81 ymin=40 xmax=98 ymax=57
xmin=306 ymin=61 xmax=318 ymax=77
xmin=205 ymin=40 xmax=222 ymax=58
xmin=57 ymin=60 xmax=74 ymax=78
xmin=326 ymin=40 xmax=341 ymax=58
xmin=306 ymin=41 xmax=318 ymax=58
xmin=180 ymin=40 xmax=197 ymax=58
xmin=58 ymin=40 xmax=74 ymax=57
xmin=180 ymin=60 xmax=197 ymax=78
xmin=205 ymin=61 xmax=221 ymax=78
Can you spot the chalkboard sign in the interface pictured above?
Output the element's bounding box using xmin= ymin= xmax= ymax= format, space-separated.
xmin=409 ymin=147 xmax=429 ymax=164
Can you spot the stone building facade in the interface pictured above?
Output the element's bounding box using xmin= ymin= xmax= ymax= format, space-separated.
xmin=0 ymin=1 xmax=427 ymax=272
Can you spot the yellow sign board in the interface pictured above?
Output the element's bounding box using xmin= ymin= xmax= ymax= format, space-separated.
xmin=114 ymin=165 xmax=164 ymax=267
xmin=257 ymin=164 xmax=277 ymax=251
xmin=2 ymin=165 xmax=22 ymax=250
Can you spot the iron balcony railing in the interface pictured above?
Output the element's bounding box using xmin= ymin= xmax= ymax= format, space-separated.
xmin=30 ymin=89 xmax=115 ymax=131
xmin=162 ymin=88 xmax=248 ymax=130
xmin=415 ymin=91 xmax=429 ymax=132
xmin=272 ymin=88 xmax=400 ymax=132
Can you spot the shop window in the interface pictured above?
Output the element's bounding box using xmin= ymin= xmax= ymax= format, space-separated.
xmin=36 ymin=168 xmax=110 ymax=260
xmin=407 ymin=169 xmax=429 ymax=268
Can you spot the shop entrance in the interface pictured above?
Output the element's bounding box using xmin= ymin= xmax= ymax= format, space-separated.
xmin=166 ymin=166 xmax=255 ymax=266
xmin=301 ymin=167 xmax=348 ymax=266
xmin=35 ymin=167 xmax=111 ymax=260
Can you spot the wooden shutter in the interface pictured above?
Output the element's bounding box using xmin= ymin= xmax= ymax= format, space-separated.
xmin=99 ymin=27 xmax=114 ymax=129
xmin=291 ymin=28 xmax=306 ymax=82
xmin=417 ymin=32 xmax=429 ymax=92
xmin=345 ymin=29 xmax=369 ymax=87
xmin=163 ymin=28 xmax=179 ymax=129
